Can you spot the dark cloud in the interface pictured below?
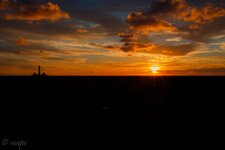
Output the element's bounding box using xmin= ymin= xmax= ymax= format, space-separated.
xmin=119 ymin=32 xmax=155 ymax=52
xmin=126 ymin=0 xmax=186 ymax=33
xmin=60 ymin=0 xmax=153 ymax=35
xmin=192 ymin=68 xmax=225 ymax=74
xmin=0 ymin=0 xmax=14 ymax=10
xmin=117 ymin=31 xmax=194 ymax=55
xmin=119 ymin=32 xmax=136 ymax=52
xmin=0 ymin=0 xmax=153 ymax=39
xmin=119 ymin=33 xmax=136 ymax=43
xmin=72 ymin=9 xmax=125 ymax=35
xmin=150 ymin=0 xmax=188 ymax=14
xmin=119 ymin=33 xmax=136 ymax=52
xmin=181 ymin=17 xmax=225 ymax=42
xmin=115 ymin=0 xmax=225 ymax=55
xmin=0 ymin=20 xmax=75 ymax=38
xmin=127 ymin=12 xmax=176 ymax=33
xmin=0 ymin=0 xmax=70 ymax=21
xmin=126 ymin=0 xmax=225 ymax=33
xmin=92 ymin=30 xmax=194 ymax=55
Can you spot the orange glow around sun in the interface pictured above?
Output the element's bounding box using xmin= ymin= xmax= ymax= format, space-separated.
xmin=150 ymin=66 xmax=160 ymax=74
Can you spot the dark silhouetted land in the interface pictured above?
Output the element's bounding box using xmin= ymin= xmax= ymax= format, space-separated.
xmin=0 ymin=76 xmax=224 ymax=148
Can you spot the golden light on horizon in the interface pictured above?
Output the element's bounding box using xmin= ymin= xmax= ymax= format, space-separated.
xmin=150 ymin=66 xmax=160 ymax=74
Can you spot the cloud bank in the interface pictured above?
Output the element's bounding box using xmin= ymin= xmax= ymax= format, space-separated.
xmin=0 ymin=0 xmax=70 ymax=21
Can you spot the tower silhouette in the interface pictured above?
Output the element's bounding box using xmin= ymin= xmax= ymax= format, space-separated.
xmin=38 ymin=65 xmax=41 ymax=76
xmin=32 ymin=65 xmax=47 ymax=76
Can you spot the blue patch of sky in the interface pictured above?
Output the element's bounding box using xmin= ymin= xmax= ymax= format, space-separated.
xmin=109 ymin=11 xmax=129 ymax=22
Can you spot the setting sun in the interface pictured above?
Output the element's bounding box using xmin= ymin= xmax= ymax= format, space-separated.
xmin=150 ymin=66 xmax=160 ymax=74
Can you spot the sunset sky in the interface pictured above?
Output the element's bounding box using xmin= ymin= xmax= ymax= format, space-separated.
xmin=0 ymin=0 xmax=225 ymax=75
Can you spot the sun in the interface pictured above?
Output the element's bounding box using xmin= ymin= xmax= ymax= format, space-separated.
xmin=150 ymin=66 xmax=160 ymax=74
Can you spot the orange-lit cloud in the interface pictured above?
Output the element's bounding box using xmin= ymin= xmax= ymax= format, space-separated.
xmin=16 ymin=37 xmax=29 ymax=46
xmin=127 ymin=12 xmax=176 ymax=33
xmin=120 ymin=0 xmax=225 ymax=55
xmin=126 ymin=0 xmax=186 ymax=33
xmin=76 ymin=28 xmax=89 ymax=33
xmin=183 ymin=3 xmax=225 ymax=24
xmin=1 ymin=1 xmax=70 ymax=21
xmin=181 ymin=3 xmax=225 ymax=29
xmin=126 ymin=0 xmax=225 ymax=33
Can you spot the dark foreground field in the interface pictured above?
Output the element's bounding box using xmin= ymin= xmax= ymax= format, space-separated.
xmin=0 ymin=76 xmax=225 ymax=148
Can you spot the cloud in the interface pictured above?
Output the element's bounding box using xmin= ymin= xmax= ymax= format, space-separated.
xmin=42 ymin=55 xmax=87 ymax=64
xmin=0 ymin=1 xmax=70 ymax=21
xmin=191 ymin=68 xmax=225 ymax=75
xmin=71 ymin=58 xmax=86 ymax=63
xmin=76 ymin=28 xmax=89 ymax=33
xmin=88 ymin=33 xmax=158 ymax=54
xmin=0 ymin=37 xmax=59 ymax=54
xmin=126 ymin=0 xmax=225 ymax=34
xmin=210 ymin=34 xmax=225 ymax=40
xmin=119 ymin=0 xmax=225 ymax=55
xmin=0 ymin=0 xmax=14 ymax=10
xmin=90 ymin=33 xmax=156 ymax=53
xmin=119 ymin=32 xmax=155 ymax=52
xmin=126 ymin=0 xmax=187 ymax=33
xmin=136 ymin=43 xmax=196 ymax=56
xmin=89 ymin=43 xmax=120 ymax=51
xmin=127 ymin=12 xmax=176 ymax=33
xmin=182 ymin=17 xmax=225 ymax=42
xmin=16 ymin=37 xmax=29 ymax=45
xmin=183 ymin=3 xmax=225 ymax=25
xmin=12 ymin=49 xmax=49 ymax=58
xmin=166 ymin=37 xmax=183 ymax=42
xmin=65 ymin=0 xmax=142 ymax=35
xmin=120 ymin=41 xmax=156 ymax=53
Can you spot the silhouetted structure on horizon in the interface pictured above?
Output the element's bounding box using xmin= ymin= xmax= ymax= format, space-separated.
xmin=32 ymin=65 xmax=47 ymax=77
xmin=38 ymin=65 xmax=41 ymax=76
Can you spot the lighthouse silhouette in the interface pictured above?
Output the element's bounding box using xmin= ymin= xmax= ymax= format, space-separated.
xmin=33 ymin=65 xmax=46 ymax=76
xmin=38 ymin=65 xmax=41 ymax=76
